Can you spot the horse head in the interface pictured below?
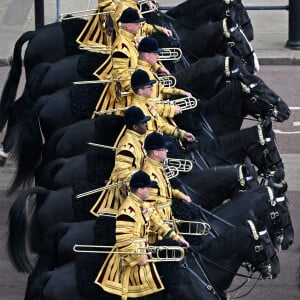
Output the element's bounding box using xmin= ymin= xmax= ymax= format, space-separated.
xmin=244 ymin=217 xmax=280 ymax=280
xmin=224 ymin=16 xmax=259 ymax=74
xmin=240 ymin=74 xmax=290 ymax=122
xmin=267 ymin=179 xmax=294 ymax=251
xmin=232 ymin=0 xmax=254 ymax=41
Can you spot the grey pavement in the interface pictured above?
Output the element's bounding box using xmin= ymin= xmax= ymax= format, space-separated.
xmin=0 ymin=0 xmax=300 ymax=65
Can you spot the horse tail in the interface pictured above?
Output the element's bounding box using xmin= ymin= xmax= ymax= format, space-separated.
xmin=24 ymin=270 xmax=52 ymax=300
xmin=35 ymin=158 xmax=68 ymax=189
xmin=0 ymin=31 xmax=35 ymax=131
xmin=7 ymin=186 xmax=50 ymax=273
xmin=43 ymin=126 xmax=67 ymax=162
xmin=8 ymin=97 xmax=48 ymax=195
xmin=26 ymin=63 xmax=51 ymax=99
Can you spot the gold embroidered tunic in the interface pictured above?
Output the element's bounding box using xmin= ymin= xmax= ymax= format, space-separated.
xmin=95 ymin=192 xmax=181 ymax=299
xmin=131 ymin=94 xmax=186 ymax=140
xmin=90 ymin=129 xmax=147 ymax=216
xmin=92 ymin=29 xmax=138 ymax=116
xmin=142 ymin=156 xmax=184 ymax=243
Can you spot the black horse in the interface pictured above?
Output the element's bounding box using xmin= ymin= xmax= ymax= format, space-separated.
xmin=7 ymin=157 xmax=257 ymax=273
xmin=7 ymin=70 xmax=289 ymax=194
xmin=23 ymin=216 xmax=279 ymax=300
xmin=12 ymin=180 xmax=293 ymax=275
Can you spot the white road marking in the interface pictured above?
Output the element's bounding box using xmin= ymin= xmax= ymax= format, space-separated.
xmin=294 ymin=122 xmax=300 ymax=127
xmin=274 ymin=129 xmax=300 ymax=134
xmin=289 ymin=107 xmax=300 ymax=110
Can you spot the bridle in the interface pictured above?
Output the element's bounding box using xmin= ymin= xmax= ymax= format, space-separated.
xmin=181 ymin=222 xmax=275 ymax=299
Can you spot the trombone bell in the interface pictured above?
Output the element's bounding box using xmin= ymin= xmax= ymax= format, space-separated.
xmin=159 ymin=48 xmax=182 ymax=61
xmin=138 ymin=0 xmax=159 ymax=15
xmin=158 ymin=75 xmax=177 ymax=88
xmin=164 ymin=219 xmax=211 ymax=236
xmin=164 ymin=165 xmax=179 ymax=179
xmin=167 ymin=158 xmax=193 ymax=173
xmin=162 ymin=96 xmax=198 ymax=112
xmin=73 ymin=244 xmax=184 ymax=262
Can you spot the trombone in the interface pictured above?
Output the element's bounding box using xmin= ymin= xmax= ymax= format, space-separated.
xmin=167 ymin=158 xmax=193 ymax=173
xmin=164 ymin=165 xmax=179 ymax=179
xmin=158 ymin=48 xmax=182 ymax=61
xmin=157 ymin=75 xmax=177 ymax=88
xmin=73 ymin=244 xmax=185 ymax=262
xmin=138 ymin=0 xmax=159 ymax=14
xmin=76 ymin=181 xmax=127 ymax=199
xmin=158 ymin=96 xmax=198 ymax=112
xmin=73 ymin=75 xmax=176 ymax=88
xmin=164 ymin=219 xmax=211 ymax=236
xmin=60 ymin=9 xmax=114 ymax=20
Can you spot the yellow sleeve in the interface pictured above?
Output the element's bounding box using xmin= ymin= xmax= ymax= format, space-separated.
xmin=156 ymin=116 xmax=186 ymax=140
xmin=111 ymin=56 xmax=131 ymax=91
xmin=156 ymin=103 xmax=176 ymax=118
xmin=116 ymin=216 xmax=147 ymax=266
xmin=112 ymin=150 xmax=138 ymax=182
xmin=141 ymin=23 xmax=164 ymax=36
xmin=172 ymin=189 xmax=184 ymax=200
xmin=149 ymin=208 xmax=180 ymax=241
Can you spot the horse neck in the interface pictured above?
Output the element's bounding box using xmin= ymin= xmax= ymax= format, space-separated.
xmin=192 ymin=225 xmax=252 ymax=293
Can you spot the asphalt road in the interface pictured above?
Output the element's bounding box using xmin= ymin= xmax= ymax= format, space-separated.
xmin=0 ymin=65 xmax=299 ymax=299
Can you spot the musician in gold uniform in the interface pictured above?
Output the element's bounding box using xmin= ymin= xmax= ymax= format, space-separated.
xmin=92 ymin=8 xmax=145 ymax=117
xmin=90 ymin=106 xmax=150 ymax=216
xmin=137 ymin=36 xmax=193 ymax=121
xmin=142 ymin=132 xmax=192 ymax=243
xmin=95 ymin=170 xmax=189 ymax=300
xmin=77 ymin=0 xmax=172 ymax=48
xmin=130 ymin=69 xmax=196 ymax=142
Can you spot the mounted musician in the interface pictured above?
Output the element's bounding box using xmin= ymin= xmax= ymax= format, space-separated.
xmin=94 ymin=170 xmax=189 ymax=300
xmin=142 ymin=132 xmax=192 ymax=243
xmin=130 ymin=69 xmax=196 ymax=142
xmin=77 ymin=0 xmax=172 ymax=49
xmin=90 ymin=106 xmax=150 ymax=216
xmin=92 ymin=8 xmax=145 ymax=117
xmin=137 ymin=36 xmax=193 ymax=124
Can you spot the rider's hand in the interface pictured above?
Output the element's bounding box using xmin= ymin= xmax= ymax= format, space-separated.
xmin=162 ymin=27 xmax=173 ymax=37
xmin=138 ymin=256 xmax=148 ymax=266
xmin=184 ymin=132 xmax=196 ymax=142
xmin=177 ymin=238 xmax=190 ymax=249
xmin=181 ymin=194 xmax=192 ymax=204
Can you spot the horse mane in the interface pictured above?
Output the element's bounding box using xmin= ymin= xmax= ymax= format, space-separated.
xmin=61 ymin=18 xmax=87 ymax=56
xmin=77 ymin=52 xmax=109 ymax=79
xmin=72 ymin=179 xmax=103 ymax=221
xmin=167 ymin=0 xmax=215 ymax=17
xmin=70 ymin=84 xmax=103 ymax=118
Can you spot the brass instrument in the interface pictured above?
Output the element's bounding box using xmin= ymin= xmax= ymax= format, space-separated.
xmin=73 ymin=244 xmax=185 ymax=262
xmin=158 ymin=48 xmax=182 ymax=61
xmin=158 ymin=96 xmax=198 ymax=111
xmin=94 ymin=106 xmax=129 ymax=116
xmin=87 ymin=142 xmax=116 ymax=151
xmin=73 ymin=78 xmax=128 ymax=85
xmin=76 ymin=181 xmax=127 ymax=199
xmin=167 ymin=158 xmax=193 ymax=173
xmin=60 ymin=9 xmax=114 ymax=20
xmin=78 ymin=44 xmax=112 ymax=52
xmin=157 ymin=75 xmax=177 ymax=88
xmin=164 ymin=219 xmax=211 ymax=236
xmin=138 ymin=0 xmax=159 ymax=15
xmin=164 ymin=165 xmax=179 ymax=179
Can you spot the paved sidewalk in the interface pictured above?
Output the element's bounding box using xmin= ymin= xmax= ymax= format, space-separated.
xmin=0 ymin=0 xmax=300 ymax=65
